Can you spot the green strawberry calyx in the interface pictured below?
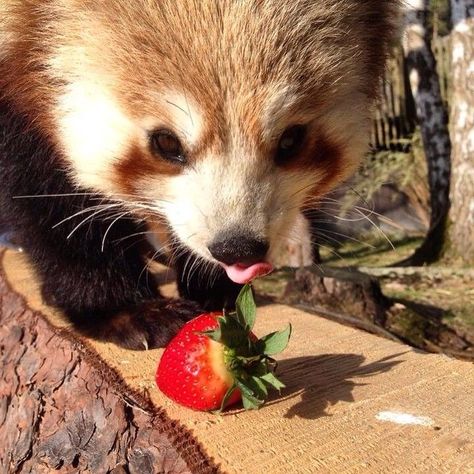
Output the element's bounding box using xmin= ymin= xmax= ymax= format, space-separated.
xmin=200 ymin=284 xmax=292 ymax=412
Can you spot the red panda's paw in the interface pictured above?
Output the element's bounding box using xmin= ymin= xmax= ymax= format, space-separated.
xmin=75 ymin=299 xmax=204 ymax=351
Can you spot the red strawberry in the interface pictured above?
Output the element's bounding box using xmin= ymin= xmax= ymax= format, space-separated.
xmin=156 ymin=285 xmax=291 ymax=412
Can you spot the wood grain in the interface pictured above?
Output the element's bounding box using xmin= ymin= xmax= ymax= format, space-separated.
xmin=1 ymin=249 xmax=473 ymax=474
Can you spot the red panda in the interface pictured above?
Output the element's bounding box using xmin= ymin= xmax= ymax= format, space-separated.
xmin=0 ymin=1 xmax=400 ymax=349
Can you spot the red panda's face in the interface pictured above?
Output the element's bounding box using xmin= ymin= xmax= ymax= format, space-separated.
xmin=44 ymin=0 xmax=398 ymax=282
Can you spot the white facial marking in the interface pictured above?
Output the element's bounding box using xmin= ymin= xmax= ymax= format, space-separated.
xmin=56 ymin=80 xmax=136 ymax=192
xmin=157 ymin=150 xmax=317 ymax=263
xmin=144 ymin=91 xmax=203 ymax=147
xmin=409 ymin=69 xmax=420 ymax=96
xmin=261 ymin=86 xmax=299 ymax=140
xmin=72 ymin=83 xmax=371 ymax=269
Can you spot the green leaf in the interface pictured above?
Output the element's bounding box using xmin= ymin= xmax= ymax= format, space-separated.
xmin=241 ymin=394 xmax=263 ymax=410
xmin=235 ymin=378 xmax=256 ymax=397
xmin=260 ymin=372 xmax=286 ymax=391
xmin=234 ymin=355 xmax=262 ymax=364
xmin=219 ymin=315 xmax=248 ymax=348
xmin=217 ymin=383 xmax=238 ymax=413
xmin=235 ymin=284 xmax=256 ymax=330
xmin=249 ymin=376 xmax=268 ymax=397
xmin=251 ymin=360 xmax=271 ymax=377
xmin=235 ymin=378 xmax=264 ymax=410
xmin=259 ymin=324 xmax=292 ymax=355
xmin=198 ymin=328 xmax=221 ymax=342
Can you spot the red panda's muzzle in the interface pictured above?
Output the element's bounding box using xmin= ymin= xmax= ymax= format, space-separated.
xmin=207 ymin=231 xmax=274 ymax=283
xmin=221 ymin=262 xmax=274 ymax=285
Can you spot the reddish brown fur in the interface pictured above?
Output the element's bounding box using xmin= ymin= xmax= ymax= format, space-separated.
xmin=1 ymin=0 xmax=400 ymax=164
xmin=0 ymin=0 xmax=401 ymax=262
xmin=0 ymin=1 xmax=402 ymax=352
xmin=115 ymin=144 xmax=182 ymax=195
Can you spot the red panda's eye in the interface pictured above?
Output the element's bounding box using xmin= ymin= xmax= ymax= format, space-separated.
xmin=275 ymin=125 xmax=307 ymax=164
xmin=149 ymin=129 xmax=186 ymax=164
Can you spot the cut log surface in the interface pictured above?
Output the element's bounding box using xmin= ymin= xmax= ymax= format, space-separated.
xmin=1 ymin=248 xmax=473 ymax=474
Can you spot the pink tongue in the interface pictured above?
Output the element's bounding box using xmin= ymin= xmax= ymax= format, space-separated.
xmin=223 ymin=262 xmax=274 ymax=284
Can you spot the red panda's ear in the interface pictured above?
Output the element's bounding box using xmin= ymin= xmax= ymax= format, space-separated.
xmin=357 ymin=0 xmax=403 ymax=46
xmin=351 ymin=0 xmax=403 ymax=98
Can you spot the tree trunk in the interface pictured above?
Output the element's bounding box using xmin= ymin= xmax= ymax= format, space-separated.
xmin=400 ymin=0 xmax=452 ymax=265
xmin=282 ymin=266 xmax=392 ymax=328
xmin=446 ymin=0 xmax=474 ymax=264
xmin=0 ymin=255 xmax=217 ymax=473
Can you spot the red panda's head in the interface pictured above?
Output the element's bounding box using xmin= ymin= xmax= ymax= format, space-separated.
xmin=2 ymin=0 xmax=400 ymax=283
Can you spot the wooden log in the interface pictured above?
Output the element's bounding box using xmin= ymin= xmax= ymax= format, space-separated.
xmin=1 ymin=248 xmax=473 ymax=473
xmin=0 ymin=250 xmax=218 ymax=474
xmin=280 ymin=266 xmax=392 ymax=328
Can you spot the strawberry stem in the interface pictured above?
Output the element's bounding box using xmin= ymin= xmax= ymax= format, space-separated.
xmin=205 ymin=284 xmax=292 ymax=412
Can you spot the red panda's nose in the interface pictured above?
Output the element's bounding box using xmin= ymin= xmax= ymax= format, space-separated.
xmin=208 ymin=232 xmax=269 ymax=266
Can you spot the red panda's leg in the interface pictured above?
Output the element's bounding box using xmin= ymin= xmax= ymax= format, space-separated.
xmin=173 ymin=250 xmax=243 ymax=311
xmin=0 ymin=102 xmax=202 ymax=349
xmin=69 ymin=299 xmax=204 ymax=350
xmin=20 ymin=218 xmax=203 ymax=349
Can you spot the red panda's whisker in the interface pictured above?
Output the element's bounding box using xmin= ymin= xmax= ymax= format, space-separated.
xmin=52 ymin=203 xmax=124 ymax=229
xmin=319 ymin=229 xmax=377 ymax=249
xmin=277 ymin=230 xmax=343 ymax=251
xmin=316 ymin=209 xmax=372 ymax=224
xmin=284 ymin=181 xmax=318 ymax=202
xmin=112 ymin=231 xmax=153 ymax=245
xmin=135 ymin=228 xmax=195 ymax=289
xmin=277 ymin=232 xmax=345 ymax=263
xmin=164 ymin=236 xmax=196 ymax=263
xmin=13 ymin=192 xmax=102 ymax=199
xmin=66 ymin=205 xmax=124 ymax=240
xmin=304 ymin=195 xmax=398 ymax=228
xmin=162 ymin=232 xmax=199 ymax=267
xmin=204 ymin=260 xmax=219 ymax=290
xmin=137 ymin=248 xmax=162 ymax=288
xmin=293 ymin=224 xmax=377 ymax=249
xmin=352 ymin=208 xmax=396 ymax=250
xmin=101 ymin=211 xmax=135 ymax=252
xmin=210 ymin=264 xmax=222 ymax=288
xmin=313 ymin=208 xmax=396 ymax=250
xmin=186 ymin=256 xmax=205 ymax=293
xmin=182 ymin=253 xmax=195 ymax=284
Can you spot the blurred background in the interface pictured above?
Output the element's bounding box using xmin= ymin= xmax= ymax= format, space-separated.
xmin=261 ymin=0 xmax=474 ymax=361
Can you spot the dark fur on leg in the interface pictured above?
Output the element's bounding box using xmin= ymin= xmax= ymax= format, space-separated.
xmin=71 ymin=299 xmax=203 ymax=350
xmin=174 ymin=250 xmax=243 ymax=311
xmin=0 ymin=100 xmax=204 ymax=349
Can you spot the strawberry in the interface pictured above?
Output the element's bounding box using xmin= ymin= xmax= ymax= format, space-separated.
xmin=156 ymin=285 xmax=291 ymax=412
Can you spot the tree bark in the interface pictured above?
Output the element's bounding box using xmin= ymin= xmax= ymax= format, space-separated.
xmin=447 ymin=0 xmax=474 ymax=264
xmin=0 ymin=257 xmax=218 ymax=474
xmin=282 ymin=266 xmax=393 ymax=328
xmin=400 ymin=0 xmax=452 ymax=265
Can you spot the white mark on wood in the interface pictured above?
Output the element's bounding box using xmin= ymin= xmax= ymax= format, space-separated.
xmin=376 ymin=411 xmax=434 ymax=426
xmin=468 ymin=129 xmax=474 ymax=152
xmin=457 ymin=100 xmax=469 ymax=128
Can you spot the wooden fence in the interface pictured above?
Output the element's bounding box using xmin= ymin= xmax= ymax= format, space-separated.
xmin=371 ymin=36 xmax=451 ymax=151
